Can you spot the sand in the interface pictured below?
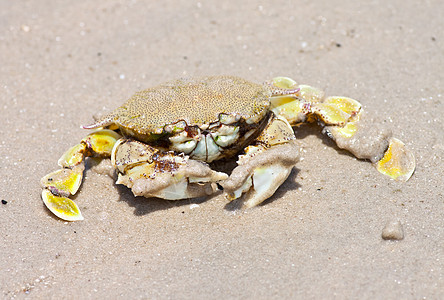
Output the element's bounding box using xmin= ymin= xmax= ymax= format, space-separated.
xmin=1 ymin=0 xmax=443 ymax=298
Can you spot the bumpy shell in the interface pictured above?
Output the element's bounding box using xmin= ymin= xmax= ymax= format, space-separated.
xmin=84 ymin=76 xmax=272 ymax=137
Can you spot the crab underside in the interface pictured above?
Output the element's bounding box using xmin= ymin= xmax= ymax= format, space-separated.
xmin=41 ymin=76 xmax=415 ymax=221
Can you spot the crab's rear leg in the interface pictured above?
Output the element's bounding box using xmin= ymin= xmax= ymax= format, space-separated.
xmin=221 ymin=114 xmax=300 ymax=207
xmin=41 ymin=129 xmax=122 ymax=221
xmin=270 ymin=77 xmax=415 ymax=181
xmin=111 ymin=139 xmax=228 ymax=201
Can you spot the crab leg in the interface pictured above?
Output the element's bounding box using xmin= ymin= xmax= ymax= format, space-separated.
xmin=221 ymin=114 xmax=300 ymax=207
xmin=40 ymin=129 xmax=122 ymax=221
xmin=270 ymin=77 xmax=415 ymax=181
xmin=111 ymin=138 xmax=228 ymax=200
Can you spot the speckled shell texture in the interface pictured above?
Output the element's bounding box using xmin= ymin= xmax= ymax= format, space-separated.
xmin=102 ymin=76 xmax=271 ymax=134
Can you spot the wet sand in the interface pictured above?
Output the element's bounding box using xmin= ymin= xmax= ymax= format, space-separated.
xmin=1 ymin=1 xmax=443 ymax=298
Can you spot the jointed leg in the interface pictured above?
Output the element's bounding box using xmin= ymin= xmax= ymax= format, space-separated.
xmin=41 ymin=129 xmax=122 ymax=221
xmin=270 ymin=77 xmax=415 ymax=181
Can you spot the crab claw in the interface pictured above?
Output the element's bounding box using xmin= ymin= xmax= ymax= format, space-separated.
xmin=223 ymin=145 xmax=299 ymax=207
xmin=376 ymin=138 xmax=415 ymax=181
xmin=222 ymin=115 xmax=300 ymax=207
xmin=127 ymin=159 xmax=228 ymax=200
xmin=111 ymin=139 xmax=228 ymax=200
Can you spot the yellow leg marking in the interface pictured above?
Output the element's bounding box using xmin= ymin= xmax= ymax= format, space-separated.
xmin=311 ymin=103 xmax=352 ymax=126
xmin=376 ymin=138 xmax=415 ymax=181
xmin=271 ymin=77 xmax=298 ymax=89
xmin=330 ymin=122 xmax=358 ymax=139
xmin=319 ymin=97 xmax=363 ymax=138
xmin=41 ymin=165 xmax=84 ymax=196
xmin=323 ymin=96 xmax=362 ymax=115
xmin=297 ymin=85 xmax=325 ymax=102
xmin=82 ymin=129 xmax=121 ymax=156
xmin=42 ymin=190 xmax=84 ymax=221
xmin=58 ymin=143 xmax=87 ymax=168
xmin=270 ymin=96 xmax=304 ymax=125
xmin=41 ymin=129 xmax=122 ymax=221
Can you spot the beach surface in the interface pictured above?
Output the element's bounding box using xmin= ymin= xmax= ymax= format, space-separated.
xmin=1 ymin=1 xmax=443 ymax=298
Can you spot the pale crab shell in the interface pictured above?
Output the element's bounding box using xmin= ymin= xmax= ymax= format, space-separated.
xmin=85 ymin=76 xmax=272 ymax=138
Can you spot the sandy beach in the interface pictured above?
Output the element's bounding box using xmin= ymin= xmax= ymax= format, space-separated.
xmin=1 ymin=0 xmax=443 ymax=298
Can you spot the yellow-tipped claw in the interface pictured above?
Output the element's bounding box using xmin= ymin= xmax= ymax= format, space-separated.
xmin=376 ymin=138 xmax=415 ymax=181
xmin=42 ymin=189 xmax=84 ymax=221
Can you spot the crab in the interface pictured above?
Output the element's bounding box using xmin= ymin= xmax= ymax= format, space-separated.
xmin=40 ymin=76 xmax=415 ymax=221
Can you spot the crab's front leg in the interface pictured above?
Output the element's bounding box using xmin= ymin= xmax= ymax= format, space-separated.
xmin=111 ymin=139 xmax=228 ymax=200
xmin=40 ymin=129 xmax=122 ymax=221
xmin=270 ymin=77 xmax=415 ymax=181
xmin=221 ymin=114 xmax=300 ymax=207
